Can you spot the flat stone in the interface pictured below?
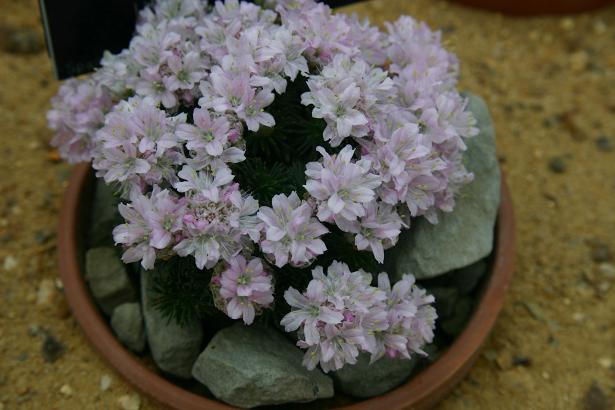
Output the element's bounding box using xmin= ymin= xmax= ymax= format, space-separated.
xmin=192 ymin=323 xmax=334 ymax=408
xmin=111 ymin=303 xmax=146 ymax=353
xmin=390 ymin=93 xmax=501 ymax=279
xmin=88 ymin=179 xmax=123 ymax=247
xmin=332 ymin=353 xmax=417 ymax=398
xmin=85 ymin=247 xmax=135 ymax=315
xmin=142 ymin=271 xmax=203 ymax=379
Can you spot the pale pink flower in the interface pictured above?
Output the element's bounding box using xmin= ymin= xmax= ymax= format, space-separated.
xmin=257 ymin=192 xmax=328 ymax=268
xmin=215 ymin=255 xmax=274 ymax=324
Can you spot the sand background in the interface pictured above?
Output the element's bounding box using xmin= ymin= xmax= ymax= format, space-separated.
xmin=0 ymin=0 xmax=614 ymax=409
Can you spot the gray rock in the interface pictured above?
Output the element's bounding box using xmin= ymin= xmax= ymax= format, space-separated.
xmin=440 ymin=296 xmax=474 ymax=337
xmin=142 ymin=272 xmax=203 ymax=378
xmin=429 ymin=287 xmax=459 ymax=319
xmin=192 ymin=323 xmax=334 ymax=408
xmin=390 ymin=93 xmax=501 ymax=279
xmin=88 ymin=179 xmax=122 ymax=248
xmin=111 ymin=303 xmax=146 ymax=353
xmin=451 ymin=259 xmax=489 ymax=294
xmin=332 ymin=353 xmax=416 ymax=398
xmin=85 ymin=247 xmax=135 ymax=315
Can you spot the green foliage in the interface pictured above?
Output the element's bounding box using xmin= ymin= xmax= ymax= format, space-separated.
xmin=232 ymin=157 xmax=307 ymax=204
xmin=269 ymin=226 xmax=384 ymax=319
xmin=232 ymin=76 xmax=326 ymax=206
xmin=149 ymin=77 xmax=384 ymax=325
xmin=317 ymin=228 xmax=384 ymax=275
xmin=148 ymin=256 xmax=217 ymax=327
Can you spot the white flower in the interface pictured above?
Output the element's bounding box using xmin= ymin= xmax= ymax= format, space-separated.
xmin=305 ymin=146 xmax=381 ymax=225
xmin=257 ymin=192 xmax=328 ymax=268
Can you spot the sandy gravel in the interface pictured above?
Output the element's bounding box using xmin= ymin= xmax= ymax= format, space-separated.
xmin=0 ymin=0 xmax=614 ymax=409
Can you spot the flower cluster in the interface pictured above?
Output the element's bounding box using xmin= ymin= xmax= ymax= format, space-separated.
xmin=48 ymin=0 xmax=471 ymax=355
xmin=257 ymin=192 xmax=328 ymax=268
xmin=210 ymin=255 xmax=274 ymax=325
xmin=47 ymin=79 xmax=113 ymax=163
xmin=281 ymin=261 xmax=436 ymax=372
xmin=112 ymin=181 xmax=260 ymax=270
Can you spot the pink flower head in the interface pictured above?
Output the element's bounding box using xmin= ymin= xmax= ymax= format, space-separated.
xmin=257 ymin=192 xmax=328 ymax=268
xmin=113 ymin=186 xmax=184 ymax=269
xmin=281 ymin=261 xmax=436 ymax=371
xmin=48 ymin=79 xmax=113 ymax=163
xmin=213 ymin=255 xmax=274 ymax=325
xmin=354 ymin=202 xmax=404 ymax=263
xmin=177 ymin=108 xmax=231 ymax=156
xmin=305 ymin=146 xmax=381 ymax=226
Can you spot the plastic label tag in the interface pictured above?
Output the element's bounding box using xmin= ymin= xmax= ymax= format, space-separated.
xmin=39 ymin=0 xmax=364 ymax=80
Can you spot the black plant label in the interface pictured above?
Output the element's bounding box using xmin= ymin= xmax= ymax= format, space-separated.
xmin=39 ymin=0 xmax=364 ymax=80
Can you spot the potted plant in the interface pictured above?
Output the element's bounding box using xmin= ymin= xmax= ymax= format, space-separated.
xmin=51 ymin=0 xmax=515 ymax=408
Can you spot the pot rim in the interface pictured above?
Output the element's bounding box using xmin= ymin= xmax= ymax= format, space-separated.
xmin=58 ymin=163 xmax=516 ymax=410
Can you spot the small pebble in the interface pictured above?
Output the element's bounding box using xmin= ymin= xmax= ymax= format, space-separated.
xmin=3 ymin=256 xmax=18 ymax=271
xmin=47 ymin=149 xmax=62 ymax=163
xmin=595 ymin=136 xmax=613 ymax=152
xmin=598 ymin=263 xmax=615 ymax=279
xmin=28 ymin=324 xmax=41 ymax=337
xmin=59 ymin=384 xmax=73 ymax=396
xmin=36 ymin=279 xmax=56 ymax=306
xmin=591 ymin=243 xmax=612 ymax=263
xmin=573 ymin=312 xmax=585 ymax=322
xmin=0 ymin=26 xmax=43 ymax=54
xmin=54 ymin=278 xmax=64 ymax=291
xmin=15 ymin=383 xmax=29 ymax=396
xmin=41 ymin=332 xmax=66 ymax=363
xmin=560 ymin=17 xmax=574 ymax=31
xmin=583 ymin=382 xmax=610 ymax=410
xmin=34 ymin=229 xmax=53 ymax=245
xmin=118 ymin=394 xmax=141 ymax=410
xmin=598 ymin=357 xmax=612 ymax=369
xmin=523 ymin=301 xmax=547 ymax=322
xmin=561 ymin=112 xmax=586 ymax=141
xmin=569 ymin=50 xmax=589 ymax=73
xmin=548 ymin=157 xmax=567 ymax=174
xmin=541 ymin=371 xmax=550 ymax=380
xmin=593 ymin=20 xmax=607 ymax=34
xmin=100 ymin=374 xmax=112 ymax=392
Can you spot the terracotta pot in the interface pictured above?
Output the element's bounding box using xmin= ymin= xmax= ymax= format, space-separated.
xmin=58 ymin=164 xmax=516 ymax=410
xmin=449 ymin=0 xmax=614 ymax=15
